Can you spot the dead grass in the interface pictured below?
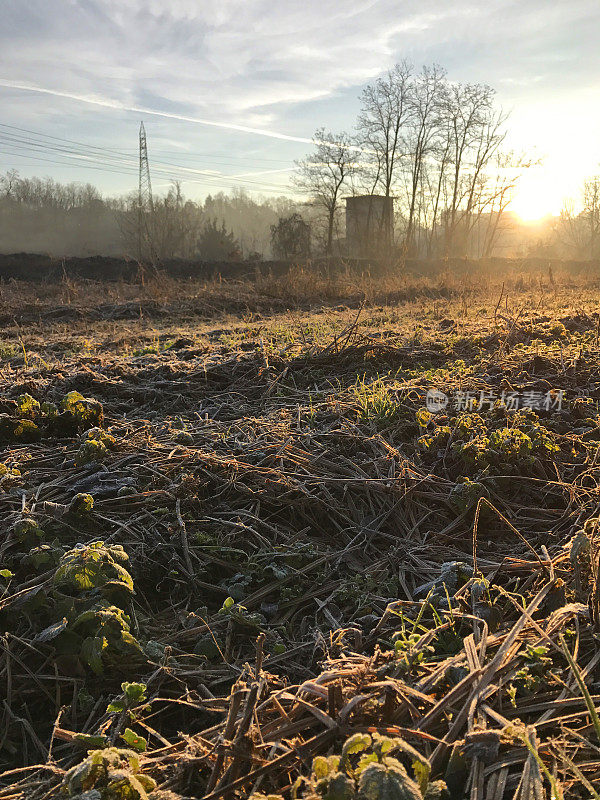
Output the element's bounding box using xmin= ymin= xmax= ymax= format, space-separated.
xmin=0 ymin=275 xmax=599 ymax=797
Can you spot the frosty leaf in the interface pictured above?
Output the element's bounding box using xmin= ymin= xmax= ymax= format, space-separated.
xmin=325 ymin=772 xmax=356 ymax=800
xmin=341 ymin=733 xmax=371 ymax=763
xmin=357 ymin=762 xmax=422 ymax=800
xmin=53 ymin=543 xmax=133 ymax=595
xmin=373 ymin=733 xmax=430 ymax=768
xmin=80 ymin=636 xmax=108 ymax=674
xmin=33 ymin=618 xmax=68 ymax=643
xmin=422 ymin=780 xmax=447 ymax=800
xmin=356 ymin=753 xmax=378 ymax=773
xmin=412 ymin=760 xmax=431 ymax=795
xmin=122 ymin=682 xmax=147 ymax=705
xmin=312 ymin=756 xmax=331 ymax=779
xmin=17 ymin=393 xmax=40 ymax=417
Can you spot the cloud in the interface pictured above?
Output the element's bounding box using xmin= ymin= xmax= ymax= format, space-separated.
xmin=1 ymin=1 xmax=459 ymax=128
xmin=0 ymin=0 xmax=598 ymax=198
xmin=0 ymin=78 xmax=316 ymax=143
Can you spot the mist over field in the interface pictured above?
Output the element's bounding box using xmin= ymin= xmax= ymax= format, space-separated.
xmin=0 ymin=168 xmax=597 ymax=264
xmin=0 ymin=176 xmax=301 ymax=259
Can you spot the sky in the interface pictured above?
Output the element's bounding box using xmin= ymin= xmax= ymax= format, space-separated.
xmin=1 ymin=0 xmax=599 ymax=219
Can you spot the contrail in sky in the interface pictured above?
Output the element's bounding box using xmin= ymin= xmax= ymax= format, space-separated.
xmin=0 ymin=79 xmax=315 ymax=144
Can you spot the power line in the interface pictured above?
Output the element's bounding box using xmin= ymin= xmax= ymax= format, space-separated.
xmin=0 ymin=122 xmax=294 ymax=165
xmin=0 ymin=134 xmax=139 ymax=171
xmin=0 ymin=148 xmax=139 ymax=177
xmin=0 ymin=140 xmax=298 ymax=196
xmin=0 ymin=122 xmax=298 ymax=192
xmin=0 ymin=143 xmax=295 ymax=194
xmin=0 ymin=145 xmax=295 ymax=194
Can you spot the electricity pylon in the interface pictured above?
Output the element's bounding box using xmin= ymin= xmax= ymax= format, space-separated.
xmin=137 ymin=122 xmax=156 ymax=263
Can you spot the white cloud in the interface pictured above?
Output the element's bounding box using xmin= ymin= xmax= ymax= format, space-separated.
xmin=1 ymin=1 xmax=462 ymax=126
xmin=0 ymin=0 xmax=598 ymax=198
xmin=3 ymin=1 xmax=598 ymax=129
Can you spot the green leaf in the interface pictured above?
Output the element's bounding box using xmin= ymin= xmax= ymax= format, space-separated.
xmin=136 ymin=774 xmax=157 ymax=792
xmin=312 ymin=756 xmax=331 ymax=780
xmin=343 ymin=733 xmax=371 ymax=756
xmin=412 ymin=760 xmax=431 ymax=796
xmin=357 ymin=753 xmax=379 ymax=774
xmin=372 ymin=733 xmax=396 ymax=756
xmin=122 ymin=682 xmax=147 ymax=705
xmin=0 ymin=569 xmax=14 ymax=579
xmin=194 ymin=637 xmax=221 ymax=658
xmin=121 ymin=728 xmax=147 ymax=752
xmin=17 ymin=393 xmax=40 ymax=417
xmin=374 ymin=734 xmax=430 ymax=768
xmin=80 ymin=636 xmax=108 ymax=674
xmin=53 ymin=543 xmax=133 ymax=595
xmin=120 ymin=629 xmax=143 ymax=652
xmin=340 ymin=733 xmax=371 ymax=771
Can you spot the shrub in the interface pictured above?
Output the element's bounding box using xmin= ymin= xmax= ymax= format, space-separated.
xmin=70 ymin=493 xmax=95 ymax=516
xmin=61 ymin=747 xmax=156 ymax=798
xmin=13 ymin=517 xmax=44 ymax=546
xmin=53 ymin=542 xmax=133 ymax=597
xmin=68 ymin=603 xmax=142 ymax=674
xmin=250 ymin=732 xmax=446 ymax=800
xmin=16 ymin=393 xmax=40 ymax=418
xmin=76 ymin=439 xmax=109 ymax=466
xmin=61 ymin=391 xmax=104 ymax=429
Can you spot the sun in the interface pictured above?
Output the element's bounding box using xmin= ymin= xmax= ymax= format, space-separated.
xmin=511 ymin=170 xmax=558 ymax=222
xmin=511 ymin=191 xmax=552 ymax=222
xmin=509 ymin=161 xmax=582 ymax=223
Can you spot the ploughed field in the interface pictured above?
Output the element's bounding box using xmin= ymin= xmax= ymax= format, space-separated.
xmin=1 ymin=275 xmax=600 ymax=799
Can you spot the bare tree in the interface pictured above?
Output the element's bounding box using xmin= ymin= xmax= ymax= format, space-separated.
xmin=0 ymin=169 xmax=19 ymax=199
xmin=555 ymin=177 xmax=600 ymax=259
xmin=479 ymin=151 xmax=535 ymax=257
xmin=152 ymin=181 xmax=200 ymax=260
xmin=554 ymin=201 xmax=588 ymax=258
xmin=439 ymin=82 xmax=499 ymax=255
xmin=404 ymin=65 xmax=446 ymax=255
xmin=583 ymin=177 xmax=600 ymax=258
xmin=423 ymin=121 xmax=454 ymax=256
xmin=348 ymin=66 xmax=512 ymax=258
xmin=293 ymin=128 xmax=355 ymax=256
xmin=356 ymin=61 xmax=413 ymax=250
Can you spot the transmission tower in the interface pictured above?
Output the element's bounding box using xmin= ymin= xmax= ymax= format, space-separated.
xmin=137 ymin=121 xmax=155 ymax=262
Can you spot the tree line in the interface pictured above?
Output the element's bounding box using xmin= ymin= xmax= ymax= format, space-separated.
xmin=0 ymin=171 xmax=303 ymax=261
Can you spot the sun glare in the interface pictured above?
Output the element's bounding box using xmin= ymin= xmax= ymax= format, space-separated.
xmin=510 ymin=169 xmax=560 ymax=222
xmin=511 ymin=195 xmax=551 ymax=222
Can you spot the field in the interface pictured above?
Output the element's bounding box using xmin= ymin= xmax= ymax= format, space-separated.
xmin=1 ymin=267 xmax=600 ymax=799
